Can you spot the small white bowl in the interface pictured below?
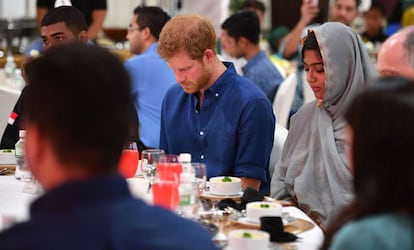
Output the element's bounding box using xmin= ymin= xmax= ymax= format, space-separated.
xmin=209 ymin=176 xmax=241 ymax=195
xmin=246 ymin=201 xmax=282 ymax=223
xmin=228 ymin=229 xmax=270 ymax=250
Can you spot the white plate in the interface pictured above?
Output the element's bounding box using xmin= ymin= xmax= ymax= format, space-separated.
xmin=203 ymin=191 xmax=243 ymax=197
xmin=232 ymin=215 xmax=295 ymax=228
xmin=225 ymin=248 xmax=271 ymax=250
xmin=200 ymin=191 xmax=243 ymax=201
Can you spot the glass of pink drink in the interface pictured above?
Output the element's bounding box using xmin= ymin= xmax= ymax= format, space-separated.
xmin=152 ymin=172 xmax=179 ymax=210
xmin=157 ymin=154 xmax=183 ymax=183
xmin=118 ymin=142 xmax=139 ymax=178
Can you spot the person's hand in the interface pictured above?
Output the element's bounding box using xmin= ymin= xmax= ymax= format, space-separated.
xmin=299 ymin=0 xmax=320 ymax=26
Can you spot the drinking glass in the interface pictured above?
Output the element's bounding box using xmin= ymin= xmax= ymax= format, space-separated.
xmin=191 ymin=162 xmax=207 ymax=195
xmin=118 ymin=142 xmax=139 ymax=178
xmin=141 ymin=149 xmax=165 ymax=186
xmin=152 ymin=172 xmax=179 ymax=211
xmin=157 ymin=154 xmax=183 ymax=183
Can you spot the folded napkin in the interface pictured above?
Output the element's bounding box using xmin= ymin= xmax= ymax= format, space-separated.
xmin=260 ymin=216 xmax=298 ymax=243
xmin=217 ymin=187 xmax=265 ymax=211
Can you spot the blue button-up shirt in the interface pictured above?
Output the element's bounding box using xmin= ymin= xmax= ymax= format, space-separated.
xmin=160 ymin=62 xmax=275 ymax=194
xmin=242 ymin=51 xmax=284 ymax=103
xmin=125 ymin=42 xmax=176 ymax=148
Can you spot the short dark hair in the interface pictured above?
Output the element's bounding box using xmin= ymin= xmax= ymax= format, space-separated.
xmin=240 ymin=0 xmax=265 ymax=13
xmin=365 ymin=1 xmax=386 ymax=16
xmin=335 ymin=0 xmax=361 ymax=8
xmin=24 ymin=43 xmax=132 ymax=174
xmin=221 ymin=10 xmax=260 ymax=44
xmin=302 ymin=30 xmax=322 ymax=61
xmin=133 ymin=6 xmax=170 ymax=40
xmin=41 ymin=6 xmax=88 ymax=36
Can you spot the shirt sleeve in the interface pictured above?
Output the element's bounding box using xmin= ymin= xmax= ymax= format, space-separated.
xmin=0 ymin=88 xmax=26 ymax=149
xmin=233 ymin=98 xmax=275 ymax=184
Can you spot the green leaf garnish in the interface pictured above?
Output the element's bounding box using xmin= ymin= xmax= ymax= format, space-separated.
xmin=260 ymin=204 xmax=270 ymax=208
xmin=221 ymin=176 xmax=232 ymax=182
xmin=242 ymin=232 xmax=252 ymax=238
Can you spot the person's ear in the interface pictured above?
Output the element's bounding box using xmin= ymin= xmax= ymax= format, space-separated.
xmin=141 ymin=26 xmax=152 ymax=40
xmin=237 ymin=37 xmax=249 ymax=48
xmin=203 ymin=49 xmax=215 ymax=64
xmin=78 ymin=31 xmax=89 ymax=44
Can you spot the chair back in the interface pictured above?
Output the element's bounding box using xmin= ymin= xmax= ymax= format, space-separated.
xmin=273 ymin=73 xmax=297 ymax=129
xmin=268 ymin=124 xmax=288 ymax=179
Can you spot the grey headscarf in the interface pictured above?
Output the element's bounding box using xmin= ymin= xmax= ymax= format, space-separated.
xmin=271 ymin=22 xmax=378 ymax=227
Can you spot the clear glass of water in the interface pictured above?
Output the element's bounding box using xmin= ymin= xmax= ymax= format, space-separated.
xmin=140 ymin=149 xmax=165 ymax=190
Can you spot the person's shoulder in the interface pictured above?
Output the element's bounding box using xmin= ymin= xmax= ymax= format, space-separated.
xmin=137 ymin=205 xmax=217 ymax=249
xmin=330 ymin=213 xmax=413 ymax=250
xmin=0 ymin=220 xmax=38 ymax=249
xmin=162 ymin=84 xmax=182 ymax=100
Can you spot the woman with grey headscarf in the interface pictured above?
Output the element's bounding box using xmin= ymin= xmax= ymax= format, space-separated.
xmin=271 ymin=22 xmax=378 ymax=228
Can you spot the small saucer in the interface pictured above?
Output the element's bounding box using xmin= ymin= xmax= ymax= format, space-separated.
xmin=200 ymin=191 xmax=243 ymax=201
xmin=230 ymin=215 xmax=294 ymax=229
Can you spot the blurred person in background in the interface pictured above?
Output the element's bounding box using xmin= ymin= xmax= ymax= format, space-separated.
xmin=36 ymin=0 xmax=107 ymax=41
xmin=279 ymin=0 xmax=360 ymax=116
xmin=24 ymin=0 xmax=107 ymax=57
xmin=376 ymin=26 xmax=414 ymax=79
xmin=361 ymin=1 xmax=388 ymax=43
xmin=221 ymin=10 xmax=283 ymax=102
xmin=1 ymin=6 xmax=89 ymax=149
xmin=124 ymin=6 xmax=175 ymax=151
xmin=240 ymin=0 xmax=266 ymax=27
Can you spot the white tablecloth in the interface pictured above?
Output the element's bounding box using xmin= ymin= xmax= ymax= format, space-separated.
xmin=0 ymin=175 xmax=324 ymax=249
xmin=0 ymin=175 xmax=37 ymax=231
xmin=282 ymin=206 xmax=324 ymax=250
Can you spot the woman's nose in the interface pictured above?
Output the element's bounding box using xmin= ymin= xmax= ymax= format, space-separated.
xmin=306 ymin=70 xmax=315 ymax=83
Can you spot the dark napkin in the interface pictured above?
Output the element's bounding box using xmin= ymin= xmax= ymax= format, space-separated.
xmin=217 ymin=187 xmax=265 ymax=210
xmin=260 ymin=216 xmax=298 ymax=243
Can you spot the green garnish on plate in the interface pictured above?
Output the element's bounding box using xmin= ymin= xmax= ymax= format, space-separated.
xmin=242 ymin=232 xmax=252 ymax=238
xmin=1 ymin=149 xmax=12 ymax=153
xmin=221 ymin=176 xmax=232 ymax=182
xmin=260 ymin=204 xmax=270 ymax=208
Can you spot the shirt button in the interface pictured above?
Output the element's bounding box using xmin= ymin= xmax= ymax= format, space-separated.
xmin=200 ymin=154 xmax=205 ymax=159
xmin=215 ymin=93 xmax=219 ymax=97
xmin=199 ymin=131 xmax=204 ymax=136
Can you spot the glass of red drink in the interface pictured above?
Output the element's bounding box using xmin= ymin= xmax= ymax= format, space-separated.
xmin=157 ymin=154 xmax=183 ymax=182
xmin=152 ymin=172 xmax=179 ymax=210
xmin=118 ymin=142 xmax=139 ymax=178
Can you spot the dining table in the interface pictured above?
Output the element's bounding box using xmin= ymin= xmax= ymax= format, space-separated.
xmin=0 ymin=171 xmax=324 ymax=250
xmin=0 ymin=170 xmax=38 ymax=231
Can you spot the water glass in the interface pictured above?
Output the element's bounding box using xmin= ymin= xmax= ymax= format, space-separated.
xmin=141 ymin=149 xmax=165 ymax=185
xmin=191 ymin=162 xmax=207 ymax=195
